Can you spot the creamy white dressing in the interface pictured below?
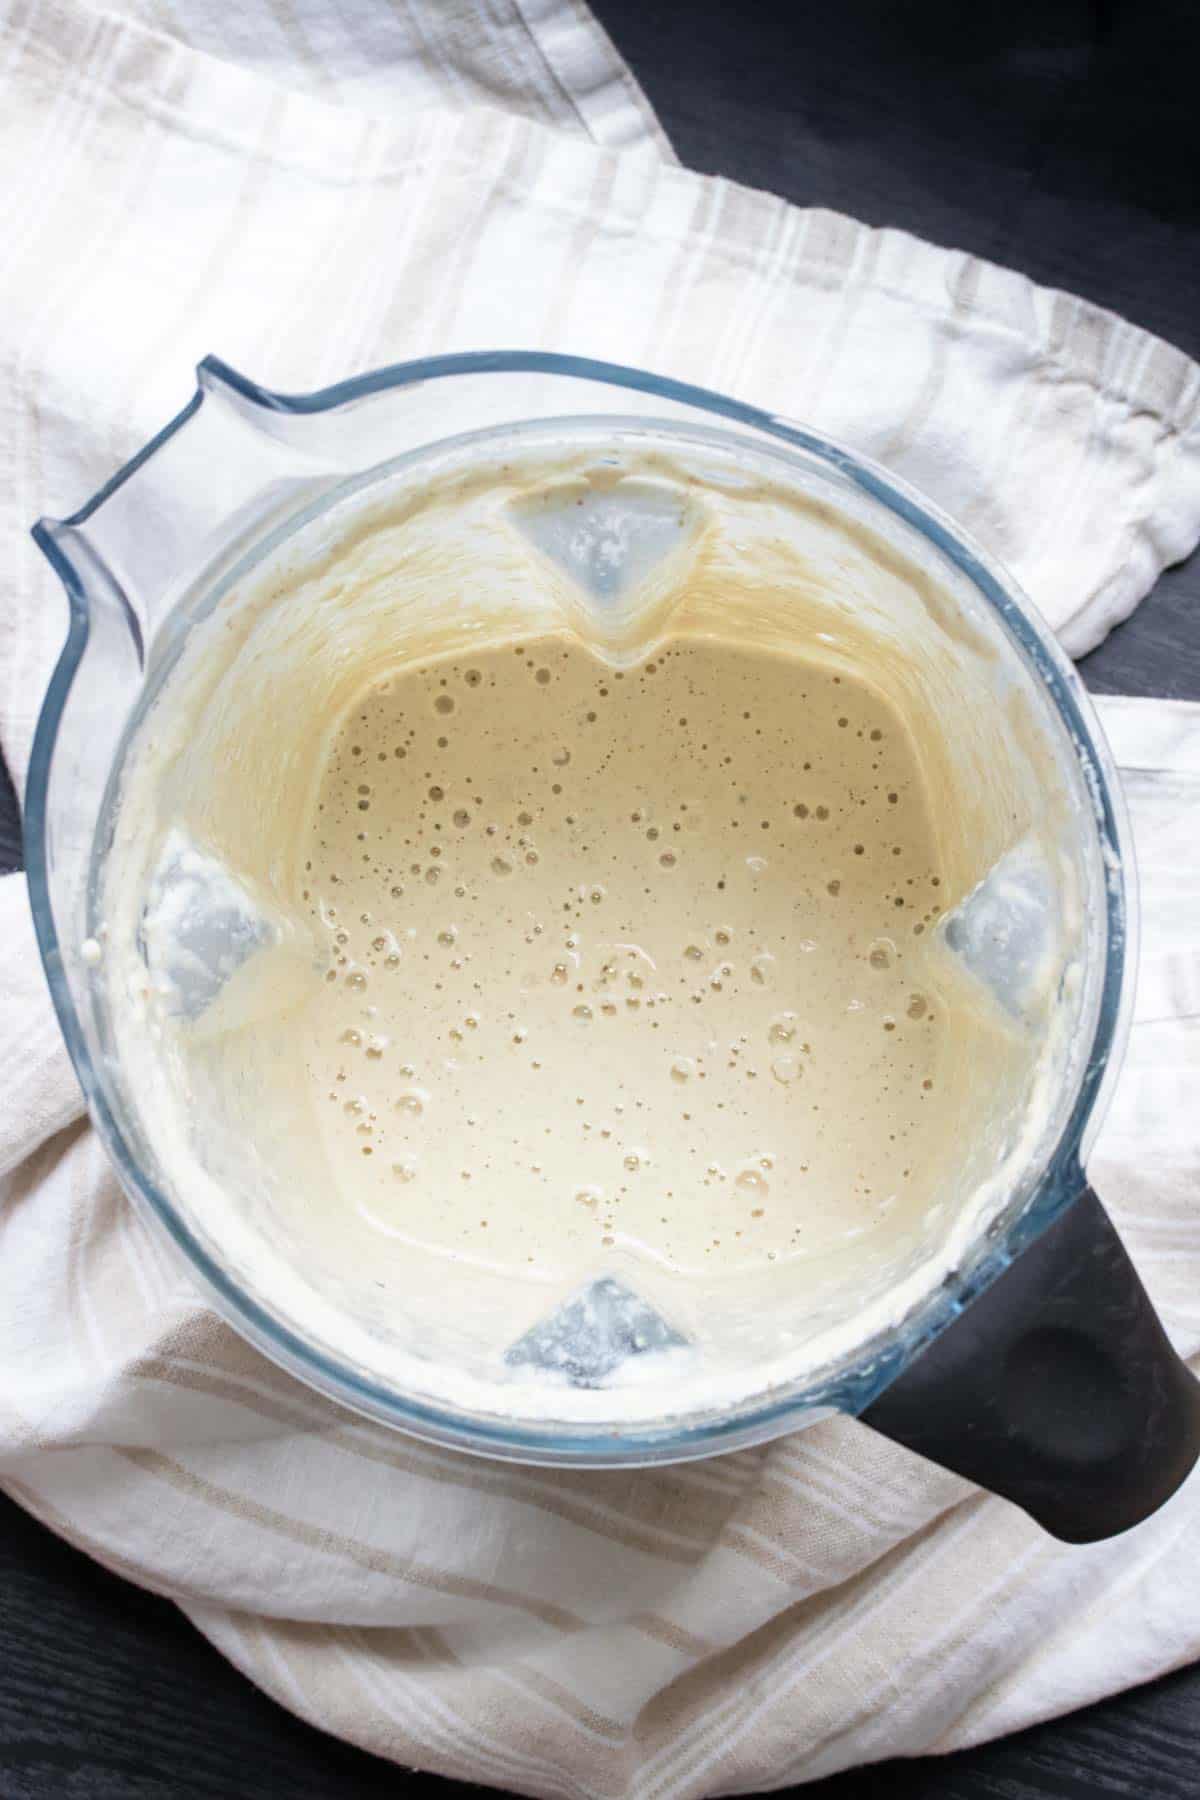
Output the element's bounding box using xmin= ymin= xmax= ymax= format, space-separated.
xmin=100 ymin=429 xmax=1095 ymax=1430
xmin=306 ymin=634 xmax=963 ymax=1280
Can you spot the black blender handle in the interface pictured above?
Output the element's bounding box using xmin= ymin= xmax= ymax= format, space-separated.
xmin=861 ymin=1184 xmax=1200 ymax=1543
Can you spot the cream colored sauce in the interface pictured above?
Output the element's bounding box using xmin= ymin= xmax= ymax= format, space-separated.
xmin=101 ymin=427 xmax=1095 ymax=1425
xmin=307 ymin=634 xmax=950 ymax=1280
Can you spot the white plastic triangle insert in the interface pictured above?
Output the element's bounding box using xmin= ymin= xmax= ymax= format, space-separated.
xmin=505 ymin=1277 xmax=687 ymax=1387
xmin=508 ymin=471 xmax=706 ymax=657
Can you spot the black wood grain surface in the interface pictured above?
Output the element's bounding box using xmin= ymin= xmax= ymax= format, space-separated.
xmin=3 ymin=0 xmax=1199 ymax=1793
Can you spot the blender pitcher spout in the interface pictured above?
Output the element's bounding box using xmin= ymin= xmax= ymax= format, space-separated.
xmin=33 ymin=360 xmax=358 ymax=678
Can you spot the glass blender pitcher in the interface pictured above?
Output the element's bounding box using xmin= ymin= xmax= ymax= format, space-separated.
xmin=28 ymin=351 xmax=1200 ymax=1542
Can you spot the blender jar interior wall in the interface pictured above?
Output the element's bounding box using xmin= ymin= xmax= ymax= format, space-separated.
xmin=89 ymin=420 xmax=1105 ymax=1433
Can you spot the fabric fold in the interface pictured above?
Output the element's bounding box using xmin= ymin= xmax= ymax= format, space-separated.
xmin=2 ymin=0 xmax=1200 ymax=1791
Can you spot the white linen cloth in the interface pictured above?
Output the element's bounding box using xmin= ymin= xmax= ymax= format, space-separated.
xmin=107 ymin=0 xmax=674 ymax=154
xmin=2 ymin=1 xmax=1200 ymax=1792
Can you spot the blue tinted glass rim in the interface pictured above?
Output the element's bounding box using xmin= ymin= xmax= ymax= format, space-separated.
xmin=25 ymin=349 xmax=1128 ymax=1464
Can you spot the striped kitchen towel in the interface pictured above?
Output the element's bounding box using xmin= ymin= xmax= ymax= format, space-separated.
xmin=2 ymin=1 xmax=1200 ymax=1793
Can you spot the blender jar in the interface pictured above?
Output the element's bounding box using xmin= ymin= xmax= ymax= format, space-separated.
xmin=28 ymin=352 xmax=1200 ymax=1541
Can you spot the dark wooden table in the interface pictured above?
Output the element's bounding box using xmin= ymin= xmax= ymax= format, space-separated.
xmin=3 ymin=0 xmax=1199 ymax=1793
